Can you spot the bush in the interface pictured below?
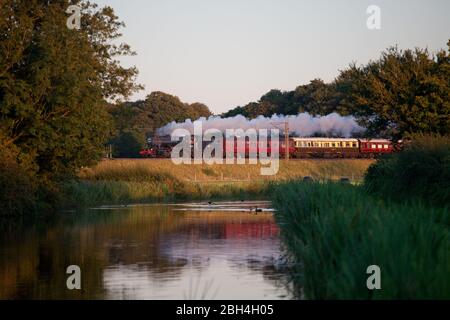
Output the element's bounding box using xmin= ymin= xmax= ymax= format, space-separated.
xmin=365 ymin=134 xmax=450 ymax=206
xmin=272 ymin=181 xmax=450 ymax=299
xmin=0 ymin=142 xmax=38 ymax=217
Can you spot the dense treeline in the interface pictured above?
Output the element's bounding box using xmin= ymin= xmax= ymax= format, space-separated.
xmin=108 ymin=92 xmax=212 ymax=158
xmin=224 ymin=43 xmax=450 ymax=140
xmin=223 ymin=79 xmax=343 ymax=119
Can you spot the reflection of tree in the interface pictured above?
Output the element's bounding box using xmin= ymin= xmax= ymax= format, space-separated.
xmin=0 ymin=207 xmax=290 ymax=299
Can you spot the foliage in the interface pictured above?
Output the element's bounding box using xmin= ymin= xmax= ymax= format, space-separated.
xmin=335 ymin=44 xmax=450 ymax=140
xmin=108 ymin=91 xmax=212 ymax=157
xmin=0 ymin=0 xmax=141 ymax=177
xmin=272 ymin=181 xmax=450 ymax=299
xmin=222 ymin=79 xmax=340 ymax=118
xmin=0 ymin=136 xmax=37 ymax=217
xmin=365 ymin=134 xmax=450 ymax=206
xmin=0 ymin=0 xmax=141 ymax=215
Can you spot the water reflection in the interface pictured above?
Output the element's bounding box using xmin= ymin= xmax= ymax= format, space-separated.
xmin=0 ymin=201 xmax=292 ymax=300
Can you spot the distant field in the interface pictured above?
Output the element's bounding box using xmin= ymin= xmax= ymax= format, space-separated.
xmin=79 ymin=158 xmax=374 ymax=183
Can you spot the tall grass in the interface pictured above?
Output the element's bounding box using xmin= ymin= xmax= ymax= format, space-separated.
xmin=78 ymin=159 xmax=373 ymax=183
xmin=365 ymin=134 xmax=450 ymax=206
xmin=63 ymin=178 xmax=270 ymax=207
xmin=62 ymin=159 xmax=373 ymax=207
xmin=272 ymin=182 xmax=450 ymax=299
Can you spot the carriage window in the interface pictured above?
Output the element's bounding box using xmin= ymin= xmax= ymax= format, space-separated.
xmin=352 ymin=142 xmax=357 ymax=147
xmin=332 ymin=143 xmax=336 ymax=147
xmin=378 ymin=144 xmax=382 ymax=149
xmin=384 ymin=144 xmax=389 ymax=149
xmin=371 ymin=144 xmax=376 ymax=149
xmin=345 ymin=142 xmax=350 ymax=147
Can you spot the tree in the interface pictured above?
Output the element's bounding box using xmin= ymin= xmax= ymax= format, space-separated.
xmin=189 ymin=102 xmax=212 ymax=120
xmin=293 ymin=79 xmax=342 ymax=116
xmin=335 ymin=43 xmax=450 ymax=139
xmin=222 ymin=80 xmax=340 ymax=119
xmin=0 ymin=0 xmax=142 ymax=180
xmin=108 ymin=92 xmax=212 ymax=156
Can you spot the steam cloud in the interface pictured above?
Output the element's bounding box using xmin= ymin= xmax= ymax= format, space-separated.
xmin=157 ymin=113 xmax=365 ymax=137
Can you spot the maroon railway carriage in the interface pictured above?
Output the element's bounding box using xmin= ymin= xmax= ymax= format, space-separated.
xmin=292 ymin=137 xmax=395 ymax=158
xmin=141 ymin=135 xmax=397 ymax=159
xmin=140 ymin=135 xmax=296 ymax=158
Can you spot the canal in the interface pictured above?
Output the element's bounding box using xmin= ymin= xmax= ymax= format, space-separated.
xmin=0 ymin=201 xmax=293 ymax=300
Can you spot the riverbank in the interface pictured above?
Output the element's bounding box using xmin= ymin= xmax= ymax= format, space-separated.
xmin=62 ymin=159 xmax=373 ymax=207
xmin=271 ymin=136 xmax=450 ymax=299
xmin=272 ymin=181 xmax=449 ymax=299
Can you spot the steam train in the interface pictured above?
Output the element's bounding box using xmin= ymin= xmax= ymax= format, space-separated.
xmin=139 ymin=135 xmax=397 ymax=159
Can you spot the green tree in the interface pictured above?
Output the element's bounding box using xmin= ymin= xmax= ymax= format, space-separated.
xmin=189 ymin=102 xmax=212 ymax=120
xmin=0 ymin=0 xmax=142 ymax=180
xmin=108 ymin=92 xmax=212 ymax=157
xmin=222 ymin=80 xmax=340 ymax=119
xmin=335 ymin=43 xmax=450 ymax=139
xmin=293 ymin=79 xmax=341 ymax=116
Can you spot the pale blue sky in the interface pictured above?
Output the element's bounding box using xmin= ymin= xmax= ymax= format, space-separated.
xmin=95 ymin=0 xmax=450 ymax=114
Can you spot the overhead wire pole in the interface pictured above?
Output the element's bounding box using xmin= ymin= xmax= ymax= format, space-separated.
xmin=270 ymin=121 xmax=290 ymax=161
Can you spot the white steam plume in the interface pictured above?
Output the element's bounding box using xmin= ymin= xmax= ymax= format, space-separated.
xmin=157 ymin=113 xmax=365 ymax=137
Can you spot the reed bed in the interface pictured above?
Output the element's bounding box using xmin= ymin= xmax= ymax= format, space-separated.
xmin=78 ymin=159 xmax=373 ymax=182
xmin=272 ymin=181 xmax=450 ymax=299
xmin=63 ymin=159 xmax=373 ymax=206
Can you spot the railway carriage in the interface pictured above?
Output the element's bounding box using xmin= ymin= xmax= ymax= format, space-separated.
xmin=359 ymin=139 xmax=394 ymax=157
xmin=140 ymin=135 xmax=396 ymax=159
xmin=292 ymin=137 xmax=394 ymax=158
xmin=292 ymin=138 xmax=361 ymax=158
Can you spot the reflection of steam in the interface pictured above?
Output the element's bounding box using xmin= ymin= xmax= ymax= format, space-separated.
xmin=157 ymin=113 xmax=364 ymax=138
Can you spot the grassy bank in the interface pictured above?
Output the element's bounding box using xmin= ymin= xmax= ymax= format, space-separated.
xmin=272 ymin=136 xmax=450 ymax=299
xmin=62 ymin=159 xmax=373 ymax=207
xmin=272 ymin=182 xmax=450 ymax=299
xmin=63 ymin=179 xmax=269 ymax=207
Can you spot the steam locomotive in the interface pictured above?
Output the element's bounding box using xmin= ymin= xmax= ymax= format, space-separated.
xmin=140 ymin=135 xmax=398 ymax=159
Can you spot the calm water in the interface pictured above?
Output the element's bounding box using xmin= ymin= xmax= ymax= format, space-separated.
xmin=0 ymin=201 xmax=293 ymax=300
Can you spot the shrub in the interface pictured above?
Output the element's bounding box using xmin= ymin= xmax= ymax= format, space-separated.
xmin=365 ymin=134 xmax=450 ymax=206
xmin=0 ymin=141 xmax=38 ymax=217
